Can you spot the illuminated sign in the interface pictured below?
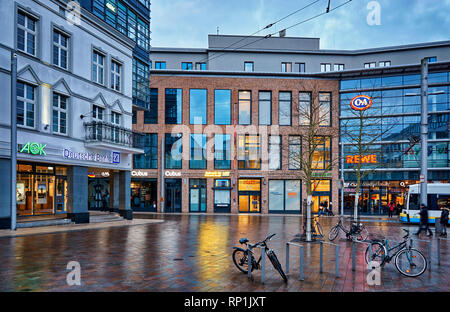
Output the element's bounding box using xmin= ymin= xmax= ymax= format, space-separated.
xmin=165 ymin=171 xmax=181 ymax=177
xmin=131 ymin=170 xmax=149 ymax=177
xmin=350 ymin=95 xmax=372 ymax=111
xmin=19 ymin=142 xmax=46 ymax=155
xmin=63 ymin=148 xmax=120 ymax=164
xmin=346 ymin=155 xmax=377 ymax=164
xmin=204 ymin=171 xmax=230 ymax=178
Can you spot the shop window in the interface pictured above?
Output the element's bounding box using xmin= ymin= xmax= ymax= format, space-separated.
xmin=214 ymin=134 xmax=231 ymax=169
xmin=133 ymin=133 xmax=158 ymax=169
xmin=165 ymin=133 xmax=182 ymax=169
xmin=311 ymin=136 xmax=331 ymax=170
xmin=190 ymin=134 xmax=207 ymax=169
xmin=238 ymin=134 xmax=260 ymax=169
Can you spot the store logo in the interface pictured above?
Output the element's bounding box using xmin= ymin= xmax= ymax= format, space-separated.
xmin=346 ymin=154 xmax=377 ymax=164
xmin=20 ymin=142 xmax=46 ymax=156
xmin=350 ymin=95 xmax=372 ymax=111
xmin=112 ymin=152 xmax=120 ymax=164
xmin=165 ymin=171 xmax=181 ymax=177
xmin=132 ymin=170 xmax=148 ymax=177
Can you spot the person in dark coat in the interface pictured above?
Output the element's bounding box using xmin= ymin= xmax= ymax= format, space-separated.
xmin=415 ymin=204 xmax=433 ymax=236
xmin=440 ymin=206 xmax=449 ymax=237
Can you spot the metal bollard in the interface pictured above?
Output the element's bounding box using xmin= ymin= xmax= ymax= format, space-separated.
xmin=320 ymin=241 xmax=323 ymax=273
xmin=437 ymin=238 xmax=441 ymax=265
xmin=248 ymin=251 xmax=252 ymax=279
xmin=286 ymin=243 xmax=290 ymax=274
xmin=335 ymin=245 xmax=340 ymax=277
xmin=368 ymin=243 xmax=372 ymax=268
xmin=428 ymin=241 xmax=432 ymax=269
xmin=260 ymin=246 xmax=265 ymax=284
xmin=300 ymin=245 xmax=304 ymax=281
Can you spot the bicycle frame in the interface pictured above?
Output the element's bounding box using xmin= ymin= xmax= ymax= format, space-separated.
xmin=383 ymin=239 xmax=408 ymax=262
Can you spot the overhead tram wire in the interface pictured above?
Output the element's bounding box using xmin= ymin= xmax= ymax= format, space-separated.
xmin=148 ymin=0 xmax=325 ymax=87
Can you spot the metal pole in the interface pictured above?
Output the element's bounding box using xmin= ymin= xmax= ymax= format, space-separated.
xmin=299 ymin=245 xmax=304 ymax=281
xmin=319 ymin=241 xmax=323 ymax=273
xmin=352 ymin=240 xmax=356 ymax=271
xmin=10 ymin=52 xmax=17 ymax=231
xmin=160 ymin=136 xmax=164 ymax=213
xmin=340 ymin=141 xmax=344 ymax=216
xmin=260 ymin=247 xmax=265 ymax=284
xmin=285 ymin=243 xmax=290 ymax=274
xmin=437 ymin=238 xmax=440 ymax=265
xmin=420 ymin=58 xmax=428 ymax=207
xmin=335 ymin=245 xmax=339 ymax=277
xmin=248 ymin=250 xmax=252 ymax=279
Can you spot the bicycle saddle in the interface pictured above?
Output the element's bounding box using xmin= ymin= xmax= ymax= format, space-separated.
xmin=239 ymin=238 xmax=249 ymax=244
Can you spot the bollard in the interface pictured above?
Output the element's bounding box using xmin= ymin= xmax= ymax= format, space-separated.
xmin=320 ymin=242 xmax=323 ymax=273
xmin=368 ymin=243 xmax=372 ymax=266
xmin=437 ymin=238 xmax=441 ymax=265
xmin=248 ymin=251 xmax=252 ymax=279
xmin=260 ymin=246 xmax=265 ymax=284
xmin=335 ymin=245 xmax=340 ymax=277
xmin=286 ymin=243 xmax=290 ymax=274
xmin=300 ymin=245 xmax=304 ymax=281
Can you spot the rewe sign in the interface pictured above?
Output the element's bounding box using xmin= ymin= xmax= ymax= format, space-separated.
xmin=346 ymin=154 xmax=377 ymax=164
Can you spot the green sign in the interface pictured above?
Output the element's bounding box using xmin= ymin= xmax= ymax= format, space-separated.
xmin=20 ymin=142 xmax=46 ymax=155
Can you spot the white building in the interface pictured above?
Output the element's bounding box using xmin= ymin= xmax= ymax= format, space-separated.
xmin=0 ymin=0 xmax=142 ymax=228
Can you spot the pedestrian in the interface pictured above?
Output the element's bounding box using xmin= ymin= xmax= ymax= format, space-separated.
xmin=388 ymin=201 xmax=394 ymax=218
xmin=439 ymin=206 xmax=449 ymax=237
xmin=328 ymin=202 xmax=333 ymax=216
xmin=415 ymin=204 xmax=433 ymax=236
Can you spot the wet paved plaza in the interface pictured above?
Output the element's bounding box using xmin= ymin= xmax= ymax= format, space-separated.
xmin=0 ymin=214 xmax=448 ymax=292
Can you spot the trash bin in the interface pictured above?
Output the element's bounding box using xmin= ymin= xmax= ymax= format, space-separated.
xmin=435 ymin=217 xmax=442 ymax=235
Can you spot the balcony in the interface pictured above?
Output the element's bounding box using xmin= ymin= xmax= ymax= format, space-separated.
xmin=84 ymin=121 xmax=144 ymax=154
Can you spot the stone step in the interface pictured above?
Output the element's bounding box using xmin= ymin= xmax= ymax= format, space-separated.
xmin=17 ymin=218 xmax=73 ymax=228
xmin=89 ymin=214 xmax=124 ymax=223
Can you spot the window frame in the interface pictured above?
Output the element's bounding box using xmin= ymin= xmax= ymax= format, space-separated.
xmin=281 ymin=62 xmax=292 ymax=72
xmin=237 ymin=134 xmax=261 ymax=170
xmin=110 ymin=58 xmax=122 ymax=92
xmin=52 ymin=92 xmax=68 ymax=135
xmin=268 ymin=135 xmax=281 ymax=170
xmin=133 ymin=133 xmax=158 ymax=169
xmin=16 ymin=8 xmax=39 ymax=57
xmin=318 ymin=92 xmax=332 ymax=127
xmin=214 ymin=134 xmax=231 ymax=170
xmin=16 ymin=80 xmax=37 ymax=129
xmin=182 ymin=62 xmax=193 ymax=70
xmin=165 ymin=88 xmax=183 ymax=124
xmin=214 ymin=89 xmax=231 ymax=125
xmin=51 ymin=26 xmax=70 ymax=71
xmin=320 ymin=63 xmax=331 ymax=72
xmin=299 ymin=91 xmax=312 ymax=126
xmin=92 ymin=48 xmax=106 ymax=85
xmin=296 ymin=62 xmax=306 ymax=73
xmin=244 ymin=61 xmax=254 ymax=72
xmin=165 ymin=133 xmax=183 ymax=169
xmin=258 ymin=91 xmax=272 ymax=125
xmin=288 ymin=135 xmax=302 ymax=170
xmin=278 ymin=91 xmax=292 ymax=126
xmin=155 ymin=61 xmax=166 ymax=69
xmin=189 ymin=88 xmax=207 ymax=125
xmin=238 ymin=90 xmax=252 ymax=125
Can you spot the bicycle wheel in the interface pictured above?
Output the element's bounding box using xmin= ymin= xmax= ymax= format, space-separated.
xmin=232 ymin=249 xmax=254 ymax=274
xmin=328 ymin=225 xmax=340 ymax=241
xmin=364 ymin=242 xmax=386 ymax=265
xmin=315 ymin=221 xmax=324 ymax=237
xmin=267 ymin=250 xmax=288 ymax=283
xmin=356 ymin=225 xmax=369 ymax=241
xmin=395 ymin=248 xmax=427 ymax=277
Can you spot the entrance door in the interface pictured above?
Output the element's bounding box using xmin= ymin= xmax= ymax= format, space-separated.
xmin=312 ymin=195 xmax=330 ymax=214
xmin=165 ymin=179 xmax=181 ymax=213
xmin=238 ymin=195 xmax=260 ymax=213
xmin=54 ymin=177 xmax=67 ymax=213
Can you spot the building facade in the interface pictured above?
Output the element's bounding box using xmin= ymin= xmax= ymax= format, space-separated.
xmin=0 ymin=0 xmax=141 ymax=228
xmin=138 ymin=35 xmax=450 ymax=215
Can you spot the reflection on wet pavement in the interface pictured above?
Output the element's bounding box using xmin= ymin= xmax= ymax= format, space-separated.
xmin=0 ymin=214 xmax=448 ymax=292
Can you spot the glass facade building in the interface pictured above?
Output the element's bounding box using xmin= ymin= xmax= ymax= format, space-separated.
xmin=340 ymin=70 xmax=450 ymax=215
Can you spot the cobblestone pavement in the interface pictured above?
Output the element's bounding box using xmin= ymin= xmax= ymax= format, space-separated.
xmin=0 ymin=214 xmax=448 ymax=292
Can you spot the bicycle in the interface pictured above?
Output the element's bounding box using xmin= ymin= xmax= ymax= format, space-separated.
xmin=232 ymin=233 xmax=288 ymax=282
xmin=365 ymin=229 xmax=427 ymax=277
xmin=312 ymin=215 xmax=324 ymax=237
xmin=328 ymin=217 xmax=369 ymax=241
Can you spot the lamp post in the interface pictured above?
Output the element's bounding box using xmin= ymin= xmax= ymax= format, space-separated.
xmin=11 ymin=52 xmax=17 ymax=231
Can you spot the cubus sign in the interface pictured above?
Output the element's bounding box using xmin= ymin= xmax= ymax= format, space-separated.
xmin=346 ymin=154 xmax=377 ymax=164
xmin=350 ymin=95 xmax=372 ymax=111
xmin=19 ymin=142 xmax=46 ymax=156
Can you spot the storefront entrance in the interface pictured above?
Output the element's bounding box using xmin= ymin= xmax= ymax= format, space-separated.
xmin=214 ymin=179 xmax=231 ymax=213
xmin=189 ymin=179 xmax=207 ymax=212
xmin=131 ymin=179 xmax=157 ymax=212
xmin=311 ymin=180 xmax=331 ymax=214
xmin=88 ymin=177 xmax=110 ymax=211
xmin=16 ymin=162 xmax=68 ymax=216
xmin=165 ymin=179 xmax=182 ymax=213
xmin=238 ymin=179 xmax=261 ymax=213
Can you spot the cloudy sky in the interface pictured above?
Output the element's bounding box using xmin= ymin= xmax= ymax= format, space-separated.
xmin=150 ymin=0 xmax=450 ymax=50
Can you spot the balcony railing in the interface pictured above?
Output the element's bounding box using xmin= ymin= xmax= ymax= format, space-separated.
xmin=84 ymin=121 xmax=143 ymax=149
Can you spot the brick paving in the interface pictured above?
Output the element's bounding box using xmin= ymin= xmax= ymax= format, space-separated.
xmin=0 ymin=214 xmax=448 ymax=292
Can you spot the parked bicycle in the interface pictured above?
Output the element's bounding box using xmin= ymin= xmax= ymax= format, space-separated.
xmin=328 ymin=217 xmax=369 ymax=241
xmin=365 ymin=229 xmax=427 ymax=277
xmin=232 ymin=233 xmax=288 ymax=282
xmin=312 ymin=215 xmax=324 ymax=237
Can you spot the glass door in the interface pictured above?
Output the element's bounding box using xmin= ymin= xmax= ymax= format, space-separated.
xmin=55 ymin=177 xmax=67 ymax=213
xmin=165 ymin=179 xmax=181 ymax=213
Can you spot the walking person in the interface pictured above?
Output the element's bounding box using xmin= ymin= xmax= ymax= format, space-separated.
xmin=415 ymin=204 xmax=433 ymax=236
xmin=388 ymin=201 xmax=394 ymax=218
xmin=439 ymin=205 xmax=449 ymax=237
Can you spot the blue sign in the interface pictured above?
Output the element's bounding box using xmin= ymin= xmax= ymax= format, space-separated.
xmin=112 ymin=152 xmax=120 ymax=164
xmin=350 ymin=95 xmax=372 ymax=111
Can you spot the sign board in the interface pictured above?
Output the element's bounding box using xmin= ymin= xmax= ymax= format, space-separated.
xmin=350 ymin=95 xmax=372 ymax=111
xmin=346 ymin=154 xmax=377 ymax=164
xmin=19 ymin=142 xmax=46 ymax=155
xmin=420 ymin=174 xmax=425 ymax=183
xmin=204 ymin=171 xmax=230 ymax=178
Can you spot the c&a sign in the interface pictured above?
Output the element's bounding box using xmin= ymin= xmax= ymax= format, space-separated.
xmin=350 ymin=95 xmax=372 ymax=111
xmin=19 ymin=142 xmax=46 ymax=156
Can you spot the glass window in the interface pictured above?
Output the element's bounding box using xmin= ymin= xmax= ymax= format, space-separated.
xmin=110 ymin=60 xmax=121 ymax=91
xmin=319 ymin=92 xmax=331 ymax=126
xmin=196 ymin=62 xmax=207 ymax=70
xmin=244 ymin=62 xmax=254 ymax=72
xmin=144 ymin=88 xmax=158 ymax=124
xmin=285 ymin=180 xmax=301 ymax=211
xmin=299 ymin=92 xmax=311 ymax=126
xmin=381 ymin=75 xmax=402 ymax=87
xmin=133 ymin=58 xmax=150 ymax=108
xmin=269 ymin=135 xmax=281 ymax=170
xmin=269 ymin=180 xmax=284 ymax=212
xmin=279 ymin=91 xmax=291 ymax=126
xmin=52 ymin=93 xmax=68 ymax=134
xmin=182 ymin=62 xmax=193 ymax=70
xmin=165 ymin=88 xmax=182 ymax=124
xmin=238 ymin=91 xmax=251 ymax=125
xmin=281 ymin=62 xmax=292 ymax=72
xmin=259 ymin=91 xmax=271 ymax=125
xmin=214 ymin=134 xmax=231 ymax=169
xmin=190 ymin=89 xmax=207 ymax=124
xmin=427 ymin=57 xmax=437 ymax=63
xmin=361 ymin=77 xmax=381 ymax=88
xmin=190 ymin=134 xmax=207 ymax=169
xmin=137 ymin=18 xmax=149 ymax=50
xmin=132 ymin=110 xmax=137 ymax=124
xmin=17 ymin=10 xmax=37 ymax=56
xmin=428 ymin=72 xmax=448 ymax=84
xmin=364 ymin=62 xmax=376 ymax=68
xmin=321 ymin=63 xmax=331 ymax=72
xmin=165 ymin=133 xmax=182 ymax=169
xmin=238 ymin=135 xmax=260 ymax=169
xmin=379 ymin=61 xmax=391 ymax=67
xmin=53 ymin=29 xmax=69 ymax=69
xmin=297 ymin=63 xmax=306 ymax=73
xmin=334 ymin=64 xmax=344 ymax=71
xmin=340 ymin=80 xmax=360 ymax=90
xmin=403 ymin=74 xmax=421 ymax=85
xmin=214 ymin=90 xmax=231 ymax=125
xmin=92 ymin=50 xmax=104 ymax=84
xmin=312 ymin=136 xmax=331 ymax=170
xmin=17 ymin=81 xmax=35 ymax=128
xmin=289 ymin=136 xmax=301 ymax=169
xmin=133 ymin=134 xmax=158 ymax=169
xmin=155 ymin=61 xmax=166 ymax=69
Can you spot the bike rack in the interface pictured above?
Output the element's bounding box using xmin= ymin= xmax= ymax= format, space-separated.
xmin=437 ymin=237 xmax=450 ymax=266
xmin=351 ymin=239 xmax=372 ymax=272
xmin=247 ymin=246 xmax=266 ymax=283
xmin=285 ymin=241 xmax=340 ymax=281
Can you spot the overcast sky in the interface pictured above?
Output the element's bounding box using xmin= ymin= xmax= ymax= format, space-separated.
xmin=150 ymin=0 xmax=450 ymax=50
